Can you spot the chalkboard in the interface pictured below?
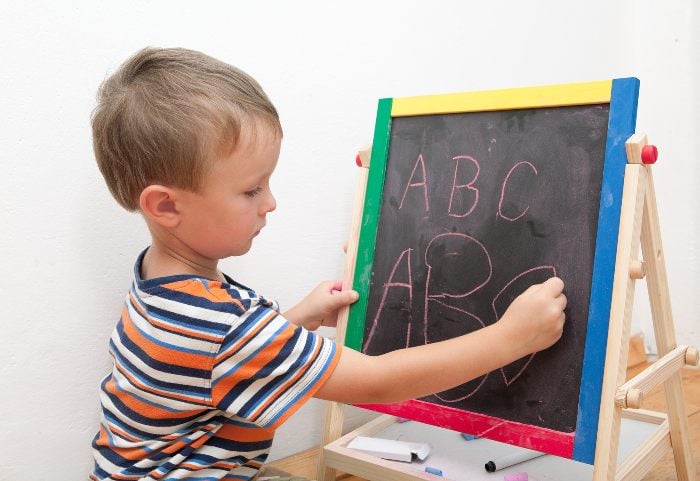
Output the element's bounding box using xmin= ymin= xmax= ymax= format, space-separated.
xmin=345 ymin=79 xmax=639 ymax=464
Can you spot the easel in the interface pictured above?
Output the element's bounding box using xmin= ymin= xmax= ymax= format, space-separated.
xmin=317 ymin=136 xmax=698 ymax=481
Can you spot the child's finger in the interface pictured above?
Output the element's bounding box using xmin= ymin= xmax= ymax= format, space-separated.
xmin=541 ymin=276 xmax=564 ymax=295
xmin=557 ymin=293 xmax=568 ymax=310
xmin=333 ymin=289 xmax=359 ymax=306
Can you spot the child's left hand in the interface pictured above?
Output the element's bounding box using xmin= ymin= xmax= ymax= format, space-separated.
xmin=284 ymin=281 xmax=359 ymax=331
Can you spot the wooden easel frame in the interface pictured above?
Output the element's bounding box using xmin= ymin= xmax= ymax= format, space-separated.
xmin=591 ymin=133 xmax=698 ymax=480
xmin=317 ymin=135 xmax=697 ymax=481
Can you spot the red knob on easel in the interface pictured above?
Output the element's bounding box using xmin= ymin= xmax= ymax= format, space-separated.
xmin=641 ymin=145 xmax=658 ymax=164
xmin=356 ymin=154 xmax=363 ymax=167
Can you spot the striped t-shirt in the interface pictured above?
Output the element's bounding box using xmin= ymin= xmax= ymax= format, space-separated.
xmin=90 ymin=251 xmax=340 ymax=480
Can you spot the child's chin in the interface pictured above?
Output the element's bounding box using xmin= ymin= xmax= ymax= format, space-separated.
xmin=230 ymin=243 xmax=254 ymax=257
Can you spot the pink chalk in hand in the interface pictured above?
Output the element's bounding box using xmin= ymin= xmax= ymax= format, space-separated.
xmin=503 ymin=473 xmax=528 ymax=481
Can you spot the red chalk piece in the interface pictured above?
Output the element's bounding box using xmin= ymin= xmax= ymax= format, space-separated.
xmin=641 ymin=145 xmax=658 ymax=164
xmin=503 ymin=473 xmax=528 ymax=481
xmin=356 ymin=154 xmax=363 ymax=167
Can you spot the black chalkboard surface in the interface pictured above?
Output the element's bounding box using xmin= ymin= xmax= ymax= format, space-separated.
xmin=345 ymin=79 xmax=639 ymax=462
xmin=363 ymin=105 xmax=608 ymax=431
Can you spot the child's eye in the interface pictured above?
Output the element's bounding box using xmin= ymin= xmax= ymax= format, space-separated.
xmin=244 ymin=187 xmax=262 ymax=198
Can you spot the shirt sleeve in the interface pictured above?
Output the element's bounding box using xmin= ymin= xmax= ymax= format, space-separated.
xmin=211 ymin=301 xmax=341 ymax=428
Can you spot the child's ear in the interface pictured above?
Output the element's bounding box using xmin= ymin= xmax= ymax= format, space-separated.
xmin=139 ymin=185 xmax=181 ymax=228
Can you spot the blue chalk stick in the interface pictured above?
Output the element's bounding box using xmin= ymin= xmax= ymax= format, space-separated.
xmin=425 ymin=466 xmax=443 ymax=476
xmin=461 ymin=433 xmax=478 ymax=441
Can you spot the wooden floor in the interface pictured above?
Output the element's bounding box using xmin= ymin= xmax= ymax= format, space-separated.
xmin=268 ymin=358 xmax=700 ymax=480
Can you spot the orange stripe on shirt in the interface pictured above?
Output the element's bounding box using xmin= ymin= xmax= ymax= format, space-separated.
xmin=122 ymin=306 xmax=213 ymax=370
xmin=215 ymin=421 xmax=274 ymax=442
xmin=211 ymin=312 xmax=288 ymax=404
xmin=95 ymin=424 xmax=147 ymax=459
xmin=105 ymin=377 xmax=208 ymax=421
xmin=111 ymin=473 xmax=142 ymax=481
xmin=180 ymin=460 xmax=238 ymax=471
xmin=97 ymin=425 xmax=150 ymax=460
xmin=233 ymin=321 xmax=295 ymax=378
xmin=161 ymin=279 xmax=245 ymax=311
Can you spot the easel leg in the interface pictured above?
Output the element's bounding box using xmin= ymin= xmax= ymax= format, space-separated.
xmin=317 ymin=157 xmax=371 ymax=481
xmin=593 ymin=165 xmax=648 ymax=481
xmin=318 ymin=401 xmax=344 ymax=481
xmin=639 ymin=166 xmax=696 ymax=481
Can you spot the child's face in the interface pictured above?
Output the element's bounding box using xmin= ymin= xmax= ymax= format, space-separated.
xmin=175 ymin=125 xmax=281 ymax=261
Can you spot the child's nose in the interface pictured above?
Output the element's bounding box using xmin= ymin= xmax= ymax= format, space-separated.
xmin=264 ymin=191 xmax=277 ymax=213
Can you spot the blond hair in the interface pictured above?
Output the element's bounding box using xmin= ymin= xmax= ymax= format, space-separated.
xmin=92 ymin=47 xmax=281 ymax=211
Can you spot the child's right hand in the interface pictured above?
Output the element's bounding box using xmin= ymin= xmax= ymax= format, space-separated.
xmin=497 ymin=277 xmax=567 ymax=357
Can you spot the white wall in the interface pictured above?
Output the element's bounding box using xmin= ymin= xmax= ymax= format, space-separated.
xmin=0 ymin=1 xmax=696 ymax=478
xmin=629 ymin=1 xmax=700 ymax=353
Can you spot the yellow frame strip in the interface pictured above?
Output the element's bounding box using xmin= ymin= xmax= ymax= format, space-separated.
xmin=391 ymin=80 xmax=613 ymax=117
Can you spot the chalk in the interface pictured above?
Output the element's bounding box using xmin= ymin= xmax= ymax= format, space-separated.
xmin=347 ymin=436 xmax=430 ymax=463
xmin=397 ymin=417 xmax=410 ymax=423
xmin=503 ymin=473 xmax=528 ymax=481
xmin=484 ymin=449 xmax=545 ymax=472
xmin=460 ymin=433 xmax=478 ymax=441
xmin=425 ymin=466 xmax=443 ymax=476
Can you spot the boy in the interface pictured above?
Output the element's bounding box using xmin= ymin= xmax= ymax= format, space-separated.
xmin=90 ymin=47 xmax=566 ymax=481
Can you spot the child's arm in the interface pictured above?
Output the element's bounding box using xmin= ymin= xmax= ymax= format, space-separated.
xmin=314 ymin=277 xmax=567 ymax=404
xmin=283 ymin=280 xmax=358 ymax=331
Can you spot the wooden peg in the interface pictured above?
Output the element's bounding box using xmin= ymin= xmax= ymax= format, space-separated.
xmin=629 ymin=260 xmax=645 ymax=279
xmin=685 ymin=346 xmax=699 ymax=366
xmin=627 ymin=389 xmax=644 ymax=409
xmin=616 ymin=345 xmax=694 ymax=410
xmin=615 ymin=387 xmax=644 ymax=409
xmin=641 ymin=145 xmax=659 ymax=164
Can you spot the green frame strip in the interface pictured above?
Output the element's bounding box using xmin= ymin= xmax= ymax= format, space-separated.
xmin=345 ymin=98 xmax=392 ymax=350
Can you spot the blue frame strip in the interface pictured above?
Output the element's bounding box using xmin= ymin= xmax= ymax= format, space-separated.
xmin=572 ymin=77 xmax=640 ymax=463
